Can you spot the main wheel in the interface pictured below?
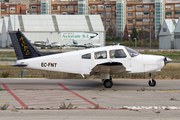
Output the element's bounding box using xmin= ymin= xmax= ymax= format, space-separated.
xmin=148 ymin=79 xmax=156 ymax=87
xmin=104 ymin=79 xmax=113 ymax=88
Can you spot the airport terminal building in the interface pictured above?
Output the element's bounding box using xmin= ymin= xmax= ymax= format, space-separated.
xmin=0 ymin=15 xmax=104 ymax=47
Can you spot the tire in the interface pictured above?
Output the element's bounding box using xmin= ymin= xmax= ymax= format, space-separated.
xmin=148 ymin=79 xmax=156 ymax=87
xmin=104 ymin=79 xmax=113 ymax=88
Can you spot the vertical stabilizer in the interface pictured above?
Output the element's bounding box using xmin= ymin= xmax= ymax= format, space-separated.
xmin=9 ymin=30 xmax=50 ymax=60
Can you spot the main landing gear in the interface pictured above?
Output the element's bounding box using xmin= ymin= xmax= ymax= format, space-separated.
xmin=148 ymin=73 xmax=156 ymax=87
xmin=103 ymin=76 xmax=113 ymax=88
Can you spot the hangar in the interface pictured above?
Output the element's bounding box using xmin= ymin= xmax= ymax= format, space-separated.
xmin=159 ymin=19 xmax=178 ymax=49
xmin=174 ymin=18 xmax=180 ymax=49
xmin=5 ymin=15 xmax=104 ymax=48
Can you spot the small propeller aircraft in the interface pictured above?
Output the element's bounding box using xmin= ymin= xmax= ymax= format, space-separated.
xmin=68 ymin=40 xmax=101 ymax=48
xmin=9 ymin=30 xmax=172 ymax=88
xmin=32 ymin=38 xmax=66 ymax=49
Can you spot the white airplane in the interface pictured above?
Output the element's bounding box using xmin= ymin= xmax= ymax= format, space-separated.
xmin=9 ymin=30 xmax=172 ymax=88
xmin=68 ymin=40 xmax=101 ymax=48
xmin=32 ymin=38 xmax=65 ymax=49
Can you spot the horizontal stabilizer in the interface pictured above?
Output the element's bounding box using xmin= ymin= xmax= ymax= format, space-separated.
xmin=11 ymin=62 xmax=28 ymax=67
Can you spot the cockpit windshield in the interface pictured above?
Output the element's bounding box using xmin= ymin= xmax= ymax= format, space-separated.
xmin=125 ymin=47 xmax=140 ymax=57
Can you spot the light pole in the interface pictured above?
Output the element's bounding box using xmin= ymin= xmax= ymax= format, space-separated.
xmin=128 ymin=34 xmax=130 ymax=41
xmin=134 ymin=38 xmax=137 ymax=47
xmin=149 ymin=9 xmax=151 ymax=47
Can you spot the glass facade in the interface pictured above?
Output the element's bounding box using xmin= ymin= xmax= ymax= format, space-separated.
xmin=116 ymin=0 xmax=126 ymax=36
xmin=41 ymin=0 xmax=51 ymax=14
xmin=155 ymin=0 xmax=165 ymax=39
xmin=78 ymin=0 xmax=88 ymax=15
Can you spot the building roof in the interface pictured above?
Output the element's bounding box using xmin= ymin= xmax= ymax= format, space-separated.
xmin=3 ymin=17 xmax=9 ymax=32
xmin=174 ymin=18 xmax=180 ymax=33
xmin=159 ymin=19 xmax=178 ymax=36
xmin=9 ymin=15 xmax=104 ymax=32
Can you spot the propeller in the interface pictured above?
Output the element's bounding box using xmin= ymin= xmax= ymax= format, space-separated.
xmin=164 ymin=56 xmax=172 ymax=65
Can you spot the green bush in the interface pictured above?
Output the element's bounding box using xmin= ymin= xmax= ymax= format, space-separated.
xmin=1 ymin=71 xmax=10 ymax=78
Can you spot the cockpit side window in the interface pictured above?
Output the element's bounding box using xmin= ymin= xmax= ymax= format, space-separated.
xmin=94 ymin=51 xmax=107 ymax=59
xmin=109 ymin=49 xmax=127 ymax=58
xmin=125 ymin=47 xmax=140 ymax=57
xmin=82 ymin=53 xmax=91 ymax=59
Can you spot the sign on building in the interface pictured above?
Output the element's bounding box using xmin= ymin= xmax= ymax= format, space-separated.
xmin=61 ymin=32 xmax=99 ymax=40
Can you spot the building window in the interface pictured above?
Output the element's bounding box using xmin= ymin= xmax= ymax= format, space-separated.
xmin=128 ymin=27 xmax=133 ymax=31
xmin=105 ymin=5 xmax=111 ymax=8
xmin=61 ymin=5 xmax=67 ymax=8
xmin=136 ymin=12 xmax=143 ymax=15
xmin=136 ymin=26 xmax=141 ymax=30
xmin=69 ymin=5 xmax=74 ymax=9
xmin=136 ymin=5 xmax=143 ymax=8
xmin=31 ymin=12 xmax=37 ymax=15
xmin=128 ymin=13 xmax=133 ymax=17
xmin=143 ymin=19 xmax=150 ymax=22
xmin=90 ymin=12 xmax=95 ymax=15
xmin=98 ymin=5 xmax=104 ymax=8
xmin=163 ymin=28 xmax=167 ymax=32
xmin=53 ymin=6 xmax=57 ymax=10
xmin=166 ymin=12 xmax=171 ymax=16
xmin=175 ymin=11 xmax=180 ymax=14
xmin=175 ymin=4 xmax=180 ymax=7
xmin=128 ymin=6 xmax=133 ymax=10
xmin=143 ymin=26 xmax=149 ymax=29
xmin=175 ymin=35 xmax=180 ymax=39
xmin=1 ymin=8 xmax=7 ymax=11
xmin=166 ymin=5 xmax=171 ymax=9
xmin=144 ymin=12 xmax=149 ymax=15
xmin=10 ymin=7 xmax=15 ymax=11
xmin=68 ymin=12 xmax=74 ymax=15
xmin=136 ymin=19 xmax=142 ymax=22
xmin=31 ymin=6 xmax=37 ymax=9
xmin=62 ymin=12 xmax=66 ymax=15
xmin=128 ymin=20 xmax=133 ymax=24
xmin=98 ymin=12 xmax=104 ymax=15
xmin=143 ymin=5 xmax=149 ymax=8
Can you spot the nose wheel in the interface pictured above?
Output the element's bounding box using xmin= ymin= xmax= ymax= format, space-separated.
xmin=148 ymin=73 xmax=156 ymax=87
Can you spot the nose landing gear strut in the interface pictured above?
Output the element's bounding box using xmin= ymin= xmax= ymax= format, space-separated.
xmin=148 ymin=73 xmax=156 ymax=87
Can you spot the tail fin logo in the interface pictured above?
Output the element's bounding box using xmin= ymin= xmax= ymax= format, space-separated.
xmin=19 ymin=36 xmax=30 ymax=56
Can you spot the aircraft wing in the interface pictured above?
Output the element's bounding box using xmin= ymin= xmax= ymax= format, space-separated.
xmin=90 ymin=62 xmax=128 ymax=75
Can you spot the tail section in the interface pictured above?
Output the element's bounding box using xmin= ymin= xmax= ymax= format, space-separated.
xmin=9 ymin=30 xmax=50 ymax=60
xmin=73 ymin=40 xmax=78 ymax=45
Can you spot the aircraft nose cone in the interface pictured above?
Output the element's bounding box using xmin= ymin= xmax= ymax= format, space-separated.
xmin=164 ymin=57 xmax=172 ymax=65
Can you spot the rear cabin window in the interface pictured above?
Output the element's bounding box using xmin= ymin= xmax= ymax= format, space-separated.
xmin=82 ymin=53 xmax=91 ymax=59
xmin=94 ymin=51 xmax=107 ymax=59
xmin=109 ymin=49 xmax=126 ymax=58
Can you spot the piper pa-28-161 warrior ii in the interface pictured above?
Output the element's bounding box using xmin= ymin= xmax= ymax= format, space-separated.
xmin=9 ymin=30 xmax=172 ymax=88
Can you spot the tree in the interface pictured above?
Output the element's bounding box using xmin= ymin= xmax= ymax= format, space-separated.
xmin=107 ymin=28 xmax=112 ymax=37
xmin=132 ymin=24 xmax=137 ymax=41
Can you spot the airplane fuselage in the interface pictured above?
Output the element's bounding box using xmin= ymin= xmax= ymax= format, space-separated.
xmin=15 ymin=45 xmax=165 ymax=75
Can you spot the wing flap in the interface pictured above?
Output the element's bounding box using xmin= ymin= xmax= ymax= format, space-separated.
xmin=90 ymin=62 xmax=127 ymax=75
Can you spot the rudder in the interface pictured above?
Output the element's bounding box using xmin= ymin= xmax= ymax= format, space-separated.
xmin=9 ymin=30 xmax=50 ymax=60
